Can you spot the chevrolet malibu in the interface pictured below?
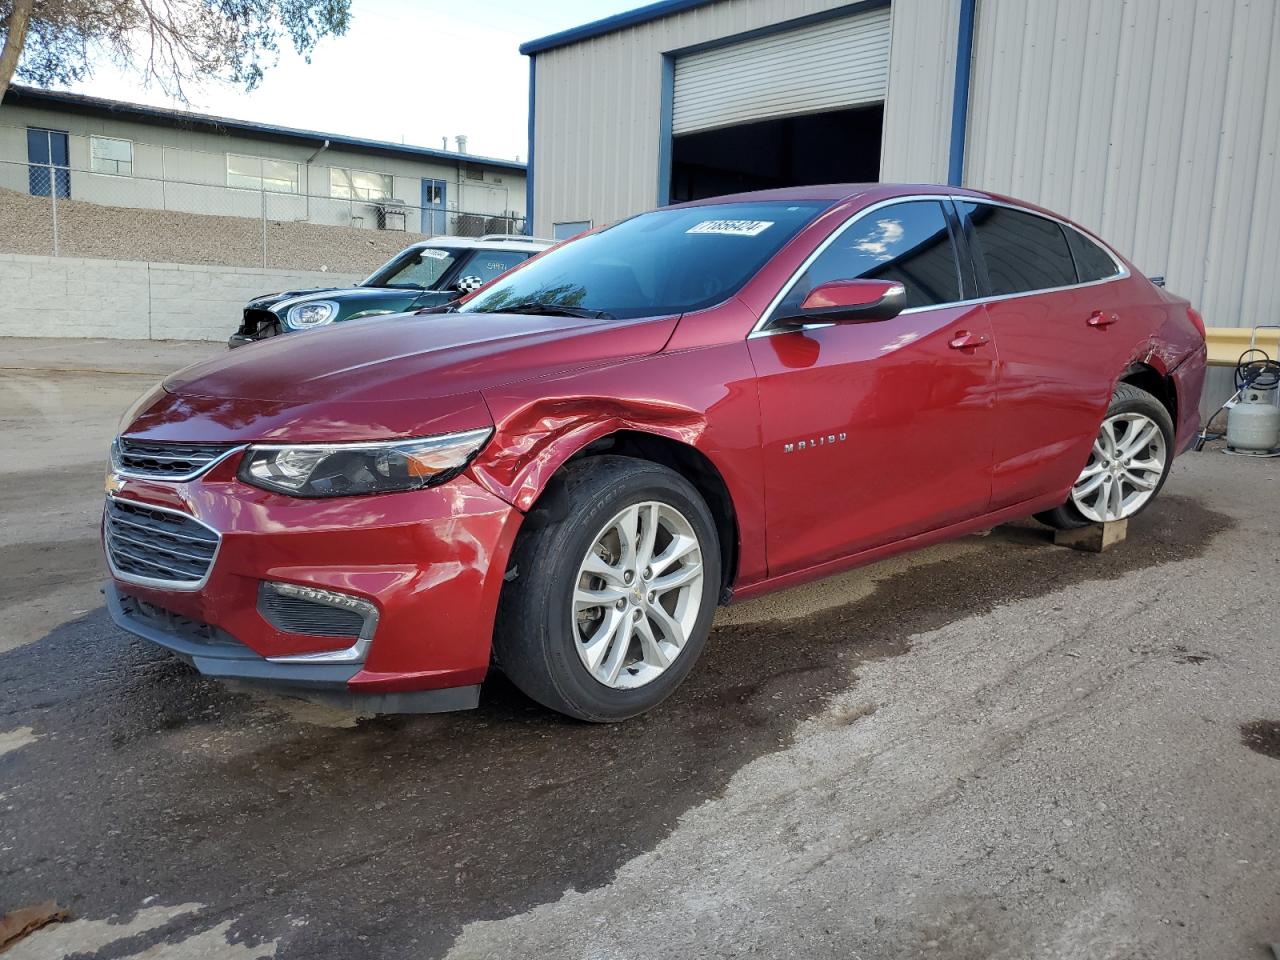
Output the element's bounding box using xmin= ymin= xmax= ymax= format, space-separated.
xmin=103 ymin=184 xmax=1207 ymax=721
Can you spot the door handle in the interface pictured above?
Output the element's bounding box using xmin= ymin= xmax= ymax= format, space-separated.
xmin=949 ymin=331 xmax=990 ymax=350
xmin=1087 ymin=311 xmax=1118 ymax=328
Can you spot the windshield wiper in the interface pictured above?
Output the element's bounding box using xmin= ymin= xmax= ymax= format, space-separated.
xmin=491 ymin=301 xmax=614 ymax=320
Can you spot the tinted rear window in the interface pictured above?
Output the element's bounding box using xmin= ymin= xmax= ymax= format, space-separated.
xmin=958 ymin=201 xmax=1077 ymax=296
xmin=1065 ymin=227 xmax=1120 ymax=282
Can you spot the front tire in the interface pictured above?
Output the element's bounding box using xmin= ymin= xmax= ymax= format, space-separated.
xmin=1036 ymin=382 xmax=1174 ymax=530
xmin=493 ymin=456 xmax=721 ymax=722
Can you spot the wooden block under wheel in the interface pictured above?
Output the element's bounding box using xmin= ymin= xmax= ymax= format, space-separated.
xmin=1053 ymin=519 xmax=1128 ymax=552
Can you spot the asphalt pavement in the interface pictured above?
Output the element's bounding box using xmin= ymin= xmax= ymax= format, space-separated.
xmin=1 ymin=337 xmax=1278 ymax=960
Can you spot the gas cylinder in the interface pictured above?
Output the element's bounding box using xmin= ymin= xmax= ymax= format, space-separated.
xmin=1227 ymin=388 xmax=1280 ymax=452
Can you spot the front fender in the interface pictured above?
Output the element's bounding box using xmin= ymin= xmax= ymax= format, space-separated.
xmin=466 ymin=342 xmax=767 ymax=586
xmin=469 ymin=396 xmax=707 ymax=513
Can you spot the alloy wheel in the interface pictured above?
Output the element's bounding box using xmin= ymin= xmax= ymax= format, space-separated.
xmin=572 ymin=501 xmax=705 ymax=689
xmin=1070 ymin=412 xmax=1167 ymax=523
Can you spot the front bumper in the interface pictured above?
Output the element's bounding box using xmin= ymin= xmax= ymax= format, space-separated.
xmin=228 ymin=312 xmax=284 ymax=348
xmin=228 ymin=326 xmax=283 ymax=349
xmin=103 ymin=461 xmax=523 ymax=712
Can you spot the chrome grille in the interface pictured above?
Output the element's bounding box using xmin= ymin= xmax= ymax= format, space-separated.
xmin=104 ymin=498 xmax=220 ymax=588
xmin=114 ymin=438 xmax=238 ymax=480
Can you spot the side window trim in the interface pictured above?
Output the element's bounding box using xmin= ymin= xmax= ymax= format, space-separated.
xmin=957 ymin=200 xmax=1130 ymax=302
xmin=1063 ymin=223 xmax=1123 ymax=283
xmin=750 ymin=196 xmax=1133 ymax=339
xmin=956 ymin=199 xmax=992 ymax=298
xmin=943 ymin=197 xmax=979 ymax=300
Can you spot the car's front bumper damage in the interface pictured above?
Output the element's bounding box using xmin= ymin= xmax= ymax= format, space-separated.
xmin=102 ymin=463 xmax=524 ymax=713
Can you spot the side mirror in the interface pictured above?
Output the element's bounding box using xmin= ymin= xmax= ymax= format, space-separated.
xmin=774 ymin=279 xmax=906 ymax=327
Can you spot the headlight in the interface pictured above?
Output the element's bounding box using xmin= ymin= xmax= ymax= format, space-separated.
xmin=238 ymin=428 xmax=493 ymax=498
xmin=285 ymin=300 xmax=338 ymax=329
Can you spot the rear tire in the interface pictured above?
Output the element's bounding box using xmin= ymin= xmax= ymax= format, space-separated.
xmin=1036 ymin=383 xmax=1174 ymax=530
xmin=493 ymin=456 xmax=721 ymax=722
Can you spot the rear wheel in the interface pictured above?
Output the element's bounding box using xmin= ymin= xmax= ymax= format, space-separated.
xmin=1036 ymin=383 xmax=1174 ymax=530
xmin=493 ymin=456 xmax=721 ymax=721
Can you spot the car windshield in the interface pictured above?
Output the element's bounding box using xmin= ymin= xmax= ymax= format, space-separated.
xmin=363 ymin=247 xmax=462 ymax=289
xmin=457 ymin=201 xmax=832 ymax=320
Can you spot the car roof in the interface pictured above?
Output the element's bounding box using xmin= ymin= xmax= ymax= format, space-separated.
xmin=667 ymin=182 xmax=1024 ymax=209
xmin=410 ymin=235 xmax=553 ymax=253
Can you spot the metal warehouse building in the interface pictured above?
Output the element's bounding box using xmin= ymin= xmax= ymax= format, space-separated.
xmin=522 ymin=0 xmax=1280 ymax=364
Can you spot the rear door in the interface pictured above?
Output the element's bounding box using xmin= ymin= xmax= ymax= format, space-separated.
xmin=956 ymin=201 xmax=1139 ymax=509
xmin=748 ymin=199 xmax=998 ymax=576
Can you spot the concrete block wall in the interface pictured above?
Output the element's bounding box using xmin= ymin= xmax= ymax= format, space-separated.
xmin=0 ymin=253 xmax=361 ymax=341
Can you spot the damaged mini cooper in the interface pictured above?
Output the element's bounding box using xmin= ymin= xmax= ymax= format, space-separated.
xmin=105 ymin=184 xmax=1206 ymax=721
xmin=228 ymin=234 xmax=551 ymax=347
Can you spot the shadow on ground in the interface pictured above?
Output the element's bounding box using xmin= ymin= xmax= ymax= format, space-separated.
xmin=0 ymin=497 xmax=1230 ymax=959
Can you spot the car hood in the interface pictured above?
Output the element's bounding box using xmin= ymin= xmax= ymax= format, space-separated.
xmin=248 ymin=287 xmax=340 ymax=309
xmin=166 ymin=310 xmax=679 ymax=405
xmin=262 ymin=286 xmax=425 ymax=314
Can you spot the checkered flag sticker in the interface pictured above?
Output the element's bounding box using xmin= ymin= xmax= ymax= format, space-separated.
xmin=456 ymin=276 xmax=485 ymax=294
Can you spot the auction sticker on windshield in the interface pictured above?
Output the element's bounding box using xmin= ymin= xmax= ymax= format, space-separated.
xmin=686 ymin=220 xmax=775 ymax=237
xmin=419 ymin=248 xmax=451 ymax=260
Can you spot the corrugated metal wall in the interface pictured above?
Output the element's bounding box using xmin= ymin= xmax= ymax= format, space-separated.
xmin=532 ymin=0 xmax=1279 ymax=368
xmin=965 ymin=0 xmax=1280 ymax=338
xmin=672 ymin=6 xmax=891 ymax=135
xmin=878 ymin=0 xmax=960 ymax=183
xmin=530 ymin=0 xmax=869 ymax=237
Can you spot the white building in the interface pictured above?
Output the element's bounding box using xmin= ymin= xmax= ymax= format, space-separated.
xmin=522 ymin=0 xmax=1280 ymax=362
xmin=1 ymin=85 xmax=527 ymax=235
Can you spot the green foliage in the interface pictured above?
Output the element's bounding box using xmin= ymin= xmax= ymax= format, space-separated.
xmin=2 ymin=0 xmax=351 ymax=98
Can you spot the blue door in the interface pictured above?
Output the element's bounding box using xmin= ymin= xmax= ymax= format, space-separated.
xmin=27 ymin=128 xmax=70 ymax=198
xmin=421 ymin=179 xmax=447 ymax=235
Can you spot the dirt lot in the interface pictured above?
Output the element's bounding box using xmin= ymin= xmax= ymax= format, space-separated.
xmin=1 ymin=338 xmax=1278 ymax=960
xmin=0 ymin=188 xmax=441 ymax=273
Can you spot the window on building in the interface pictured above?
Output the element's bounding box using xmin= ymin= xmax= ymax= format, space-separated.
xmin=1064 ymin=226 xmax=1121 ymax=283
xmin=959 ymin=202 xmax=1077 ymax=296
xmin=777 ymin=200 xmax=962 ymax=314
xmin=26 ymin=127 xmax=70 ymax=197
xmin=464 ymin=166 xmax=484 ymax=181
xmin=226 ymin=154 xmax=300 ymax=193
xmin=330 ymin=167 xmax=393 ymax=201
xmin=552 ymin=221 xmax=592 ymax=242
xmin=422 ymin=180 xmax=446 ymax=207
xmin=90 ymin=136 xmax=133 ymax=176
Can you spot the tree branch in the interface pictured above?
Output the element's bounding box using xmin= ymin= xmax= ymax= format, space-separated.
xmin=0 ymin=0 xmax=35 ymax=101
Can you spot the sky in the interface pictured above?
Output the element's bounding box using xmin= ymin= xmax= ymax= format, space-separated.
xmin=61 ymin=0 xmax=640 ymax=162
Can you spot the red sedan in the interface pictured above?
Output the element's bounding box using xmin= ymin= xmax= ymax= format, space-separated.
xmin=103 ymin=184 xmax=1207 ymax=721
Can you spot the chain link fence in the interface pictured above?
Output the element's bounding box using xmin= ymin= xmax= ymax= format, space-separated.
xmin=2 ymin=158 xmax=527 ymax=275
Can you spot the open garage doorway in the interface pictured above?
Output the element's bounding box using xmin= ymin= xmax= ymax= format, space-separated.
xmin=669 ymin=104 xmax=883 ymax=204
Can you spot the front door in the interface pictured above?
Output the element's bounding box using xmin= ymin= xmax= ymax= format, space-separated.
xmin=748 ymin=199 xmax=998 ymax=577
xmin=421 ymin=179 xmax=447 ymax=235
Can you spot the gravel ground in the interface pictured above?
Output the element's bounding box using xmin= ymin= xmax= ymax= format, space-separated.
xmin=0 ymin=188 xmax=437 ymax=274
xmin=0 ymin=341 xmax=1277 ymax=960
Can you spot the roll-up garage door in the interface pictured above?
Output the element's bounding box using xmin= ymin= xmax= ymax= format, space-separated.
xmin=672 ymin=7 xmax=892 ymax=137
